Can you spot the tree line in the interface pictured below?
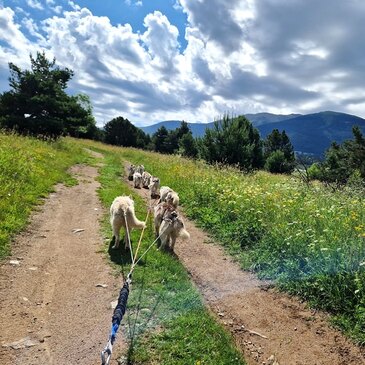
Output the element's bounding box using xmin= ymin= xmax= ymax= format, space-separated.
xmin=1 ymin=53 xmax=364 ymax=183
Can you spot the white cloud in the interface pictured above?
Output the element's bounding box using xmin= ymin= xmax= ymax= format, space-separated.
xmin=2 ymin=1 xmax=365 ymax=125
xmin=141 ymin=11 xmax=179 ymax=73
xmin=26 ymin=0 xmax=44 ymax=10
xmin=173 ymin=1 xmax=183 ymax=11
xmin=68 ymin=1 xmax=80 ymax=11
xmin=0 ymin=7 xmax=34 ymax=55
xmin=125 ymin=0 xmax=142 ymax=6
xmin=22 ymin=17 xmax=46 ymax=42
xmin=52 ymin=5 xmax=63 ymax=14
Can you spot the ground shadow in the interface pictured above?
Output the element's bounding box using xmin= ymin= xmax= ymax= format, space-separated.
xmin=108 ymin=236 xmax=133 ymax=266
xmin=108 ymin=236 xmax=149 ymax=268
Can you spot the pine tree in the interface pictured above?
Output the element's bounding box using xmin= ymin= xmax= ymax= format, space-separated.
xmin=199 ymin=114 xmax=263 ymax=170
xmin=264 ymin=129 xmax=295 ymax=173
xmin=0 ymin=51 xmax=95 ymax=138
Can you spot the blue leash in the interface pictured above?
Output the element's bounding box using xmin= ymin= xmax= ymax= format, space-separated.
xmin=101 ymin=274 xmax=131 ymax=365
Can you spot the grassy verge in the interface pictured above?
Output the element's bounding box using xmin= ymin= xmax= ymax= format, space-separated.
xmin=0 ymin=133 xmax=91 ymax=258
xmin=84 ymin=145 xmax=365 ymax=344
xmin=90 ymin=145 xmax=246 ymax=364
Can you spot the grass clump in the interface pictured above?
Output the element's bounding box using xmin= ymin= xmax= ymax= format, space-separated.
xmin=0 ymin=133 xmax=90 ymax=258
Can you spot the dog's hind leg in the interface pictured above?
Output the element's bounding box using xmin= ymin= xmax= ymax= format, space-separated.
xmin=111 ymin=219 xmax=122 ymax=249
xmin=159 ymin=223 xmax=171 ymax=250
xmin=170 ymin=233 xmax=177 ymax=251
xmin=124 ymin=227 xmax=131 ymax=251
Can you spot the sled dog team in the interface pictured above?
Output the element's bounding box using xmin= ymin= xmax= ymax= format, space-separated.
xmin=110 ymin=164 xmax=190 ymax=252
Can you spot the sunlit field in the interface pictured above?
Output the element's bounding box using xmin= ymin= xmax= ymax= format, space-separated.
xmin=3 ymin=133 xmax=365 ymax=349
xmin=81 ymin=145 xmax=246 ymax=364
xmin=1 ymin=135 xmax=246 ymax=364
xmin=78 ymin=142 xmax=365 ymax=344
xmin=0 ymin=133 xmax=90 ymax=258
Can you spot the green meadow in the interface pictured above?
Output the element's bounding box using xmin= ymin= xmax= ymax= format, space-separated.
xmin=92 ymin=143 xmax=365 ymax=344
xmin=0 ymin=133 xmax=91 ymax=258
xmin=2 ymin=132 xmax=365 ymax=362
xmin=76 ymin=143 xmax=246 ymax=364
xmin=0 ymin=133 xmax=245 ymax=364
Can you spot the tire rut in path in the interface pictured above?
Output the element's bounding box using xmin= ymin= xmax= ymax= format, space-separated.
xmin=125 ymin=165 xmax=365 ymax=365
xmin=0 ymin=163 xmax=126 ymax=365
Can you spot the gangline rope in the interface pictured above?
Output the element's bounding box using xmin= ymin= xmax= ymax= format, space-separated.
xmin=100 ymin=201 xmax=169 ymax=365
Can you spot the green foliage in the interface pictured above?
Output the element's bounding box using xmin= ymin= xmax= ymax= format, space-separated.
xmin=103 ymin=116 xmax=150 ymax=148
xmin=264 ymin=150 xmax=293 ymax=174
xmin=307 ymin=162 xmax=322 ymax=180
xmin=0 ymin=52 xmax=96 ymax=139
xmin=199 ymin=115 xmax=263 ymax=170
xmin=110 ymin=146 xmax=365 ymax=344
xmin=152 ymin=126 xmax=171 ymax=153
xmin=132 ymin=309 xmax=245 ymax=364
xmin=316 ymin=126 xmax=365 ymax=184
xmin=152 ymin=121 xmax=193 ymax=155
xmin=178 ymin=131 xmax=198 ymax=158
xmin=0 ymin=133 xmax=90 ymax=258
xmin=264 ymin=129 xmax=295 ymax=173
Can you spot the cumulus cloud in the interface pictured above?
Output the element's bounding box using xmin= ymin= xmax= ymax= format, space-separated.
xmin=179 ymin=0 xmax=247 ymax=53
xmin=1 ymin=0 xmax=365 ymax=125
xmin=141 ymin=11 xmax=180 ymax=75
xmin=68 ymin=1 xmax=80 ymax=11
xmin=26 ymin=0 xmax=43 ymax=10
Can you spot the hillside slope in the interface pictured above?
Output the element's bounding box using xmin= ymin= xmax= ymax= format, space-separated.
xmin=140 ymin=113 xmax=300 ymax=137
xmin=257 ymin=111 xmax=365 ymax=156
xmin=141 ymin=111 xmax=365 ymax=156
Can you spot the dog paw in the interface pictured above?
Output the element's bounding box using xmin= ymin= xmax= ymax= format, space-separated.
xmin=111 ymin=244 xmax=118 ymax=249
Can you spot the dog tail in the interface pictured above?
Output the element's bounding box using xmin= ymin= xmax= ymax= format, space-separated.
xmin=127 ymin=209 xmax=146 ymax=229
xmin=179 ymin=228 xmax=190 ymax=240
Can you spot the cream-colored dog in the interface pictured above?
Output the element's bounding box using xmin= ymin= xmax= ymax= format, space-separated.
xmin=110 ymin=196 xmax=145 ymax=249
xmin=159 ymin=186 xmax=179 ymax=207
xmin=153 ymin=202 xmax=189 ymax=251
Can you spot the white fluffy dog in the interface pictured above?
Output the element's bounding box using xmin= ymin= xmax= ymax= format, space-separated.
xmin=142 ymin=171 xmax=152 ymax=188
xmin=133 ymin=172 xmax=142 ymax=189
xmin=154 ymin=202 xmax=189 ymax=251
xmin=159 ymin=186 xmax=179 ymax=207
xmin=158 ymin=209 xmax=190 ymax=251
xmin=149 ymin=177 xmax=160 ymax=199
xmin=136 ymin=164 xmax=145 ymax=174
xmin=110 ymin=196 xmax=146 ymax=249
xmin=153 ymin=202 xmax=175 ymax=237
xmin=127 ymin=164 xmax=136 ymax=181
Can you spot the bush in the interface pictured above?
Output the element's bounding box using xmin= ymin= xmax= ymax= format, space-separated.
xmin=308 ymin=162 xmax=323 ymax=180
xmin=265 ymin=150 xmax=294 ymax=173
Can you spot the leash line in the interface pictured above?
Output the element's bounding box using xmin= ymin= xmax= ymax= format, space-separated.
xmin=132 ymin=208 xmax=150 ymax=264
xmin=102 ymin=192 xmax=173 ymax=365
xmin=123 ymin=212 xmax=135 ymax=265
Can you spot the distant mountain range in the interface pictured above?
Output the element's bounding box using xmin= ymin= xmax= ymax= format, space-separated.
xmin=140 ymin=111 xmax=365 ymax=157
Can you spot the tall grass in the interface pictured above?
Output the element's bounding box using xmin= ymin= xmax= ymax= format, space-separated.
xmin=93 ymin=146 xmax=365 ymax=344
xmin=1 ymin=134 xmax=246 ymax=363
xmin=0 ymin=133 xmax=90 ymax=258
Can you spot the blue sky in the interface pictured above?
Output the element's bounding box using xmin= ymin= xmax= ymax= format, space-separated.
xmin=1 ymin=0 xmax=365 ymax=126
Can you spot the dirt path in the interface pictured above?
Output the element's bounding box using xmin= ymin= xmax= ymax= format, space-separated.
xmin=0 ymin=161 xmax=126 ymax=365
xmin=125 ymin=166 xmax=365 ymax=365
